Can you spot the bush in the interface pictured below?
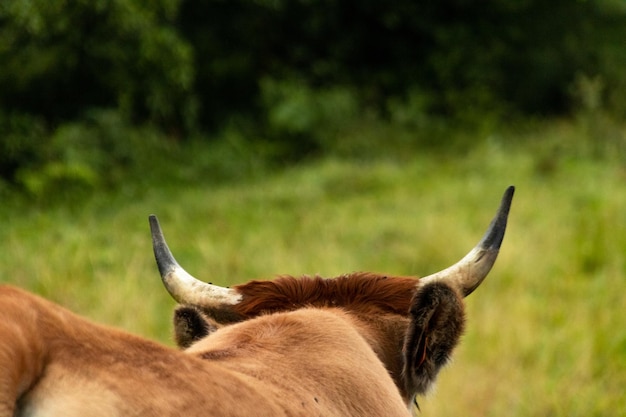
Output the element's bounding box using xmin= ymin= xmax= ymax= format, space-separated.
xmin=0 ymin=0 xmax=195 ymax=131
xmin=259 ymin=78 xmax=361 ymax=157
xmin=2 ymin=0 xmax=626 ymax=197
xmin=177 ymin=0 xmax=626 ymax=129
xmin=0 ymin=111 xmax=46 ymax=182
xmin=12 ymin=110 xmax=174 ymax=203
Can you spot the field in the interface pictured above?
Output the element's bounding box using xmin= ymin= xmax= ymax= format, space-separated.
xmin=1 ymin=120 xmax=625 ymax=416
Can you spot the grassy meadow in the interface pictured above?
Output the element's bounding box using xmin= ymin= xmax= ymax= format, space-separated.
xmin=1 ymin=119 xmax=625 ymax=416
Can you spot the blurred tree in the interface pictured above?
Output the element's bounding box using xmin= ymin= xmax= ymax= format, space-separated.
xmin=0 ymin=0 xmax=625 ymax=193
xmin=178 ymin=0 xmax=625 ymax=126
xmin=0 ymin=0 xmax=195 ymax=129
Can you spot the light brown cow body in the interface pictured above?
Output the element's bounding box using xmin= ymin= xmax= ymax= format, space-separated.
xmin=1 ymin=286 xmax=409 ymax=417
xmin=0 ymin=187 xmax=514 ymax=417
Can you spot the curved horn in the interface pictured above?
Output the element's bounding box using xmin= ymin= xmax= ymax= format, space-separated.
xmin=419 ymin=186 xmax=514 ymax=297
xmin=149 ymin=215 xmax=242 ymax=306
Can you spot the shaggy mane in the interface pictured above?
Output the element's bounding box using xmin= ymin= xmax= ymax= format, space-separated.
xmin=232 ymin=273 xmax=419 ymax=317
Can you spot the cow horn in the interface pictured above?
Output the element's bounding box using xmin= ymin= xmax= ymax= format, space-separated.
xmin=149 ymin=215 xmax=243 ymax=307
xmin=419 ymin=186 xmax=514 ymax=297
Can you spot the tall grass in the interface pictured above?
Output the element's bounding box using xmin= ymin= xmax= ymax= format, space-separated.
xmin=1 ymin=119 xmax=624 ymax=416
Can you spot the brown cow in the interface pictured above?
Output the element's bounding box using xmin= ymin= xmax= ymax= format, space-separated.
xmin=0 ymin=187 xmax=514 ymax=417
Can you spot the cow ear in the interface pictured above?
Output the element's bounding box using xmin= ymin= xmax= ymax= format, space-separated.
xmin=402 ymin=282 xmax=465 ymax=396
xmin=173 ymin=306 xmax=221 ymax=349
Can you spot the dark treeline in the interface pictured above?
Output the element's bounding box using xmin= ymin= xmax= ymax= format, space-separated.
xmin=1 ymin=0 xmax=625 ymax=198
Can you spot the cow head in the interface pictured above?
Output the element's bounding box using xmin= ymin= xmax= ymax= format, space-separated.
xmin=149 ymin=186 xmax=514 ymax=404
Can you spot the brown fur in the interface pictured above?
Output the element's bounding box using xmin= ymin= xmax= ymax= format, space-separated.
xmin=2 ymin=274 xmax=466 ymax=416
xmin=174 ymin=306 xmax=220 ymax=348
xmin=403 ymin=282 xmax=465 ymax=396
xmin=1 ymin=285 xmax=413 ymax=417
xmin=233 ymin=272 xmax=418 ymax=317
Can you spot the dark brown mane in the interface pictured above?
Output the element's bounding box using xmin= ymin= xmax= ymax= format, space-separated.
xmin=232 ymin=273 xmax=419 ymax=317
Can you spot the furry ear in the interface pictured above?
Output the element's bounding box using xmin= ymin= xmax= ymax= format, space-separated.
xmin=173 ymin=306 xmax=220 ymax=348
xmin=403 ymin=282 xmax=465 ymax=397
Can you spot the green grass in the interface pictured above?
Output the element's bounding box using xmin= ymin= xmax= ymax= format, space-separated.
xmin=1 ymin=119 xmax=625 ymax=416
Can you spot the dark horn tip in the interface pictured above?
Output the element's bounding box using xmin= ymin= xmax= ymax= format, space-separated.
xmin=479 ymin=186 xmax=515 ymax=251
xmin=148 ymin=214 xmax=159 ymax=231
xmin=149 ymin=215 xmax=165 ymax=252
xmin=148 ymin=214 xmax=178 ymax=277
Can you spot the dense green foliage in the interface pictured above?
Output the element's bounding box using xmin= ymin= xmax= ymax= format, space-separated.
xmin=1 ymin=0 xmax=625 ymax=199
xmin=183 ymin=0 xmax=626 ymax=122
xmin=0 ymin=0 xmax=195 ymax=127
